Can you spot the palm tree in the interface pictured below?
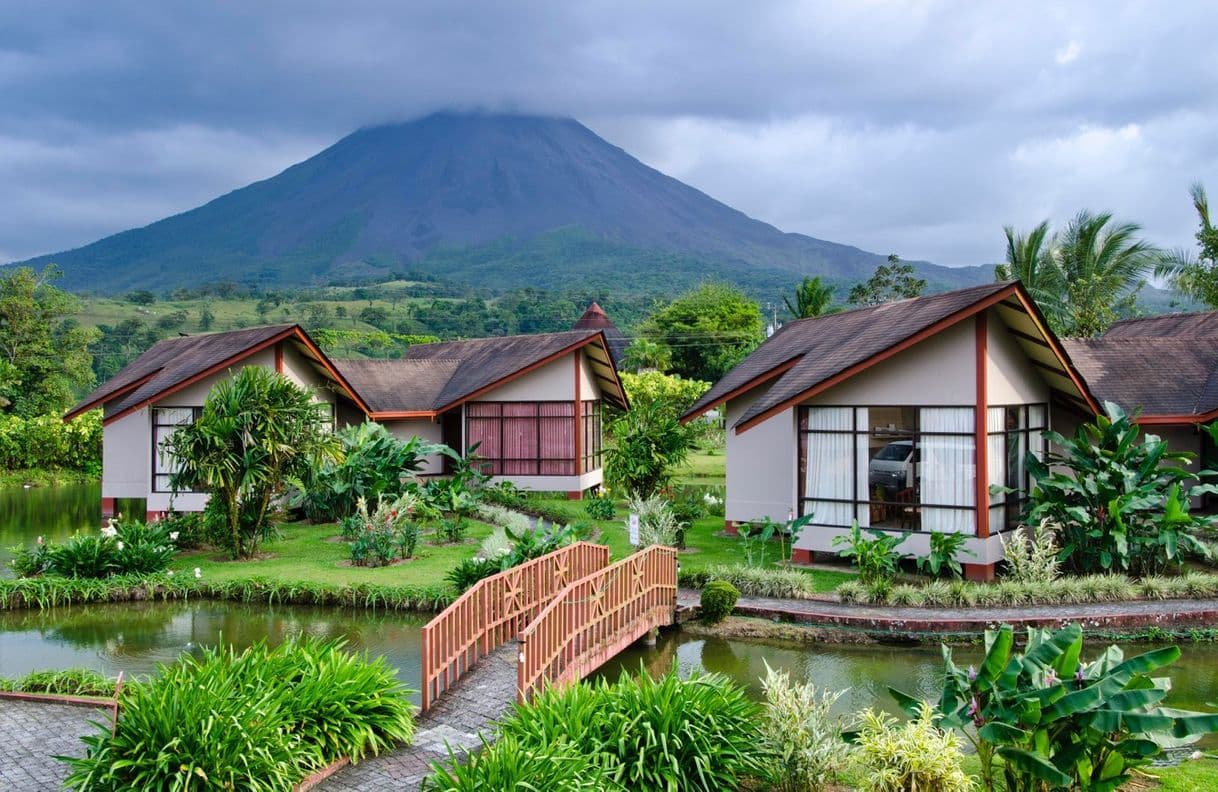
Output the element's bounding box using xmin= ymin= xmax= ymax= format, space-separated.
xmin=784 ymin=276 xmax=838 ymax=319
xmin=995 ymin=221 xmax=1067 ymax=329
xmin=1157 ymin=183 xmax=1218 ymax=308
xmin=1055 ymin=211 xmax=1164 ymax=336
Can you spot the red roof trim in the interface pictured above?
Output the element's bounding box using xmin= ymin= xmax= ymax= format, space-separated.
xmin=679 ymin=356 xmax=803 ymax=424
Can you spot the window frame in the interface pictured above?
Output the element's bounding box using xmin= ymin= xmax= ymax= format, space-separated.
xmin=465 ymin=400 xmax=600 ymax=477
xmin=151 ymin=405 xmax=204 ymax=494
xmin=987 ymin=402 xmax=1048 ymax=533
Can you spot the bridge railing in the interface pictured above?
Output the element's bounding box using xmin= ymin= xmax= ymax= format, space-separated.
xmin=517 ymin=544 xmax=677 ymax=702
xmin=420 ymin=540 xmax=610 ymax=711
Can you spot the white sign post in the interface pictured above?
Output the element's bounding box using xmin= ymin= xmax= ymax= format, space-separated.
xmin=628 ymin=513 xmax=640 ymax=547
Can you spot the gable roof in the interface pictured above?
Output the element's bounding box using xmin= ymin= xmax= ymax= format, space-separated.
xmin=683 ymin=281 xmax=1098 ymax=433
xmin=64 ymin=324 xmax=370 ymax=423
xmin=335 ymin=329 xmax=627 ymax=418
xmin=1063 ymin=337 xmax=1218 ymax=422
xmin=1104 ymin=310 xmax=1218 ymax=339
xmin=572 ymin=302 xmax=628 ymax=363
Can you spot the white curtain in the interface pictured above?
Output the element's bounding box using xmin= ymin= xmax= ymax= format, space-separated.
xmin=987 ymin=406 xmax=1006 ymax=530
xmin=854 ymin=408 xmax=871 ymax=527
xmin=920 ymin=407 xmax=975 ymax=534
xmin=804 ymin=407 xmax=854 ymax=527
xmin=1028 ymin=404 xmax=1047 ymax=480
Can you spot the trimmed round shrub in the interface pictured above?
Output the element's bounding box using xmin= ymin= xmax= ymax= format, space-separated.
xmin=700 ymin=580 xmax=740 ymax=624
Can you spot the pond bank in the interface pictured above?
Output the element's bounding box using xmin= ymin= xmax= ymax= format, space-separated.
xmin=678 ymin=588 xmax=1218 ymax=637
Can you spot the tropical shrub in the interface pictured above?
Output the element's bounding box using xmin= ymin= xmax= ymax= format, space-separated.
xmin=348 ymin=495 xmax=418 ymax=567
xmin=850 ymin=702 xmax=972 ymax=792
xmin=61 ymin=638 xmax=415 ymax=791
xmin=682 ymin=563 xmax=814 ymax=598
xmin=426 ymin=735 xmax=619 ymax=791
xmin=169 ymin=366 xmax=340 ymax=559
xmin=915 ymin=530 xmax=974 ymax=579
xmin=626 ymin=493 xmax=680 ymax=548
xmin=700 ymin=580 xmax=739 ymax=624
xmin=615 ymin=370 xmax=711 ymax=420
xmin=445 ymin=521 xmax=578 ymax=593
xmin=832 ymin=522 xmax=909 ymax=585
xmin=110 ymin=520 xmax=176 ymax=576
xmin=154 ymin=510 xmax=206 ymax=550
xmin=1000 ymin=519 xmax=1061 ymax=584
xmin=436 ymin=517 xmax=468 ymax=544
xmin=1026 ymin=402 xmax=1216 ymax=575
xmin=0 ymin=668 xmax=115 ymax=697
xmin=480 ymin=480 xmax=527 ymax=509
xmin=584 ymin=488 xmax=616 ymax=520
xmin=44 ymin=532 xmax=117 ymax=578
xmin=291 ymin=422 xmax=447 ymax=522
xmin=891 ymin=623 xmax=1218 ymax=792
xmin=604 ymin=401 xmax=697 ymax=496
xmin=7 ymin=537 xmax=50 ymax=577
xmin=444 ymin=557 xmax=503 ymax=592
xmin=497 ymin=669 xmax=767 ymax=792
xmin=739 ymin=514 xmax=810 ymax=567
xmin=0 ymin=410 xmax=102 ymax=474
xmin=760 ymin=661 xmax=850 ymax=792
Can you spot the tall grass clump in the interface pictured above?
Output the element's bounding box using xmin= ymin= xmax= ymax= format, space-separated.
xmin=493 ymin=668 xmax=766 ymax=792
xmin=62 ymin=637 xmax=414 ymax=791
xmin=0 ymin=668 xmax=115 ymax=697
xmin=426 ymin=735 xmax=620 ymax=791
xmin=999 ymin=519 xmax=1061 ymax=584
xmin=849 ymin=702 xmax=972 ymax=792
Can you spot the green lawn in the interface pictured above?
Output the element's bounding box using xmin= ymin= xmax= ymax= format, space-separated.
xmin=673 ymin=448 xmax=727 ymax=487
xmin=169 ymin=519 xmax=498 ymax=588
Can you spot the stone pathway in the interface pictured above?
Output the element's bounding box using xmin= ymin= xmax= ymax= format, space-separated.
xmin=320 ymin=643 xmax=519 ymax=791
xmin=679 ymin=589 xmax=1218 ymax=632
xmin=0 ymin=699 xmax=108 ymax=791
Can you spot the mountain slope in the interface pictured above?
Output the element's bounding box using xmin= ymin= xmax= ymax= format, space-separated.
xmin=14 ymin=112 xmax=990 ymax=294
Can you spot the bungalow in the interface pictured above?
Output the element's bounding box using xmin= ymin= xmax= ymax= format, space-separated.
xmin=682 ymin=281 xmax=1100 ymax=580
xmin=65 ymin=309 xmax=626 ymax=521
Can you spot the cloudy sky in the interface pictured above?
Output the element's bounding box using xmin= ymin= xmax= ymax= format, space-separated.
xmin=3 ymin=1 xmax=1216 ymax=268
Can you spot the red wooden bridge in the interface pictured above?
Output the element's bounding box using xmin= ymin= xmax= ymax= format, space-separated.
xmin=419 ymin=542 xmax=678 ymax=711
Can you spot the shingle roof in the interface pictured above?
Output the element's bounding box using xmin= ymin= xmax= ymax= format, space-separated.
xmin=1063 ymin=337 xmax=1218 ymax=417
xmin=334 ymin=329 xmax=626 ymax=414
xmin=572 ymin=302 xmax=628 ymax=362
xmin=684 ymin=282 xmax=1015 ymax=428
xmin=333 ymin=358 xmax=462 ymax=413
xmin=66 ymin=324 xmax=298 ymax=420
xmin=1104 ymin=311 xmax=1218 ymax=339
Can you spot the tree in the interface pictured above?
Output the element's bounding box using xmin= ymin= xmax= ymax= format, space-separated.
xmin=603 ymin=401 xmax=697 ymax=496
xmin=640 ymin=283 xmax=764 ymax=382
xmin=1056 ymin=210 xmax=1161 ymax=337
xmin=168 ymin=366 xmax=338 ymax=559
xmin=0 ymin=266 xmax=97 ymax=416
xmin=847 ymin=254 xmax=926 ymax=306
xmin=125 ymin=289 xmax=156 ymax=306
xmin=1158 ymin=183 xmax=1218 ymax=308
xmin=198 ymin=305 xmax=215 ymax=331
xmin=783 ymin=275 xmax=838 ymax=319
xmin=621 ymin=338 xmax=672 ymax=373
xmin=994 ymin=221 xmax=1066 ymax=329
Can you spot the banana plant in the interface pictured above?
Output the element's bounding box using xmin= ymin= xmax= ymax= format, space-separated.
xmin=890 ymin=624 xmax=1218 ymax=791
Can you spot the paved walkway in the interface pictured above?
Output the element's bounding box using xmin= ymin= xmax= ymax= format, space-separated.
xmin=320 ymin=643 xmax=519 ymax=791
xmin=0 ymin=699 xmax=107 ymax=791
xmin=678 ymin=589 xmax=1218 ymax=632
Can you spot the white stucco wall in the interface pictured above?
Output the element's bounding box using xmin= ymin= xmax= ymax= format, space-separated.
xmin=384 ymin=418 xmax=446 ymax=475
xmin=481 ymin=351 xmax=577 ymax=402
xmin=987 ymin=314 xmax=1050 ymax=405
xmin=102 ymin=407 xmax=150 ymax=499
xmin=725 ymin=382 xmax=798 ymax=524
xmin=280 ymin=342 xmax=337 ymax=404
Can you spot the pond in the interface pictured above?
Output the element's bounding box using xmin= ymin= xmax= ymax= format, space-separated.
xmin=593 ymin=629 xmax=1218 ymax=749
xmin=0 ymin=600 xmax=427 ymax=702
xmin=0 ymin=482 xmax=124 ymax=577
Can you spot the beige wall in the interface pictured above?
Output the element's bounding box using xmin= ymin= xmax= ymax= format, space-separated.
xmin=384 ymin=418 xmax=447 ymax=475
xmin=280 ymin=342 xmax=337 ymax=404
xmin=481 ymin=351 xmax=577 ymax=402
xmin=987 ymin=314 xmax=1050 ymax=405
xmin=102 ymin=407 xmax=150 ymax=499
xmin=811 ymin=320 xmax=976 ymax=405
xmin=725 ymin=382 xmax=798 ymax=523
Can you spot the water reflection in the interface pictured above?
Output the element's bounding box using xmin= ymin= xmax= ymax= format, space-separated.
xmin=0 ymin=601 xmax=427 ymax=703
xmin=0 ymin=483 xmax=143 ymax=576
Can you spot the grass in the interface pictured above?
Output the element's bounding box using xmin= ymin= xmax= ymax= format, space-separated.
xmin=170 ymin=518 xmax=498 ymax=588
xmin=0 ymin=467 xmax=98 ymax=488
xmin=673 ymin=448 xmax=727 ymax=486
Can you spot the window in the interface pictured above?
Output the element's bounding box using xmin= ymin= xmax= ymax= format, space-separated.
xmin=152 ymin=406 xmax=203 ymax=493
xmin=465 ymin=401 xmax=601 ymax=476
xmin=798 ymin=406 xmax=976 ymax=533
xmin=987 ymin=404 xmax=1047 ymax=532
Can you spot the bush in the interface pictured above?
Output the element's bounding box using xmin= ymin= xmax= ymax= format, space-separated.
xmin=1000 ymin=519 xmax=1061 ymax=584
xmin=348 ymin=495 xmax=419 ymax=567
xmin=0 ymin=410 xmax=102 ymax=474
xmin=426 ymin=735 xmax=619 ymax=791
xmin=154 ymin=510 xmax=206 ymax=550
xmin=480 ymin=481 xmax=527 ymax=509
xmin=891 ymin=624 xmax=1218 ymax=792
xmin=604 ymin=401 xmax=697 ymax=496
xmin=45 ymin=532 xmax=117 ymax=578
xmin=832 ymin=522 xmax=909 ymax=585
xmin=626 ymin=493 xmax=680 ymax=548
xmin=0 ymin=668 xmax=115 ymax=697
xmin=760 ymin=661 xmax=849 ymax=791
xmin=914 ymin=531 xmax=974 ymax=579
xmin=850 ymin=703 xmax=972 ymax=792
xmin=682 ymin=563 xmax=814 ymax=599
xmin=1027 ymin=402 xmax=1215 ymax=575
xmin=700 ymin=580 xmax=739 ymax=624
xmin=7 ymin=538 xmax=50 ymax=577
xmin=437 ymin=517 xmax=469 ymax=544
xmin=444 ymin=557 xmax=504 ymax=592
xmin=584 ymin=488 xmax=617 ymax=520
xmin=497 ymin=669 xmax=766 ymax=792
xmin=61 ymin=638 xmax=415 ymax=791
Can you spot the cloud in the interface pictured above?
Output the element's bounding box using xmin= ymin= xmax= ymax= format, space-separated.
xmin=0 ymin=0 xmax=1216 ymax=269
